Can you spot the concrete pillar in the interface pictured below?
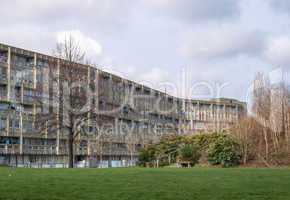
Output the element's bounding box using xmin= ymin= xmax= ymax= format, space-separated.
xmin=197 ymin=101 xmax=200 ymax=121
xmin=56 ymin=129 xmax=60 ymax=155
xmin=178 ymin=119 xmax=181 ymax=135
xmin=223 ymin=104 xmax=226 ymax=120
xmin=190 ymin=104 xmax=194 ymax=131
xmin=115 ymin=117 xmax=118 ymax=136
xmin=21 ymin=83 xmax=24 ymax=103
xmin=56 ymin=59 xmax=60 ymax=155
xmin=6 ymin=116 xmax=9 ymax=136
xmin=19 ymin=112 xmax=23 ymax=154
xmin=211 ymin=104 xmax=214 ymax=120
xmin=87 ymin=140 xmax=90 ymax=156
xmin=109 ymin=74 xmax=113 ymax=103
xmin=7 ymin=47 xmax=11 ymax=101
xmin=33 ymin=103 xmax=36 ymax=127
xmin=45 ymin=121 xmax=48 ymax=139
xmin=33 ymin=53 xmax=37 ymax=89
xmin=31 ymin=54 xmax=36 ymax=127
xmin=5 ymin=143 xmax=8 ymax=155
xmin=95 ymin=69 xmax=100 ymax=112
xmin=235 ymin=105 xmax=239 ymax=121
xmin=190 ymin=112 xmax=193 ymax=131
xmin=87 ymin=66 xmax=91 ymax=128
xmin=182 ymin=99 xmax=186 ymax=115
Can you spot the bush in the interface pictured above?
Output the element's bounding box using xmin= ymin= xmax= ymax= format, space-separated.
xmin=178 ymin=144 xmax=201 ymax=166
xmin=207 ymin=135 xmax=241 ymax=167
xmin=138 ymin=146 xmax=156 ymax=167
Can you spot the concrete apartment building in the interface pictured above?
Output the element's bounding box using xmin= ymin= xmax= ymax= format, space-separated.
xmin=0 ymin=43 xmax=247 ymax=167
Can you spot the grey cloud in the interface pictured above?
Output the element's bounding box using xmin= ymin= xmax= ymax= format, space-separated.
xmin=0 ymin=0 xmax=134 ymax=30
xmin=0 ymin=26 xmax=55 ymax=54
xmin=267 ymin=0 xmax=290 ymax=13
xmin=180 ymin=27 xmax=266 ymax=60
xmin=1 ymin=0 xmax=289 ymax=102
xmin=143 ymin=0 xmax=241 ymax=22
xmin=263 ymin=36 xmax=290 ymax=68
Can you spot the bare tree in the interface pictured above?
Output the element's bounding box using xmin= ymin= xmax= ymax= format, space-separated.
xmin=252 ymin=72 xmax=271 ymax=161
xmin=232 ymin=117 xmax=262 ymax=165
xmin=54 ymin=35 xmax=85 ymax=64
xmin=246 ymin=72 xmax=290 ymax=166
xmin=35 ymin=34 xmax=98 ymax=168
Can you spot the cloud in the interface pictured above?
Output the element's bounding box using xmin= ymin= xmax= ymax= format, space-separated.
xmin=142 ymin=0 xmax=241 ymax=22
xmin=179 ymin=27 xmax=265 ymax=60
xmin=56 ymin=30 xmax=103 ymax=60
xmin=138 ymin=67 xmax=170 ymax=84
xmin=267 ymin=0 xmax=290 ymax=13
xmin=103 ymin=64 xmax=171 ymax=86
xmin=263 ymin=36 xmax=290 ymax=67
xmin=0 ymin=0 xmax=289 ymax=102
xmin=0 ymin=26 xmax=55 ymax=54
xmin=0 ymin=0 xmax=133 ymax=29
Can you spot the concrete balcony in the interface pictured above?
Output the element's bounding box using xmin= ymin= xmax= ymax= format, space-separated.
xmin=0 ymin=67 xmax=8 ymax=86
xmin=8 ymin=128 xmax=21 ymax=137
xmin=95 ymin=148 xmax=138 ymax=156
xmin=0 ymin=77 xmax=8 ymax=86
xmin=0 ymin=144 xmax=20 ymax=155
xmin=75 ymin=147 xmax=88 ymax=155
xmin=22 ymin=145 xmax=56 ymax=155
xmin=0 ymin=56 xmax=8 ymax=66
xmin=22 ymin=96 xmax=34 ymax=105
xmin=58 ymin=147 xmax=68 ymax=155
xmin=0 ymin=129 xmax=7 ymax=136
xmin=11 ymin=61 xmax=34 ymax=69
xmin=0 ymin=93 xmax=7 ymax=101
xmin=23 ymin=81 xmax=35 ymax=90
xmin=12 ymin=80 xmax=34 ymax=90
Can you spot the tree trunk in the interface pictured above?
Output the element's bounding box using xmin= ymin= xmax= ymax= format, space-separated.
xmin=68 ymin=130 xmax=74 ymax=168
xmin=263 ymin=127 xmax=269 ymax=161
xmin=130 ymin=146 xmax=134 ymax=167
xmin=243 ymin=144 xmax=248 ymax=165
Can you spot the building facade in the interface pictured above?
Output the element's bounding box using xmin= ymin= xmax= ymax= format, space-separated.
xmin=0 ymin=43 xmax=247 ymax=167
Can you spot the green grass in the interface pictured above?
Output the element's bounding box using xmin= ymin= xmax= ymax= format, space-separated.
xmin=0 ymin=167 xmax=290 ymax=200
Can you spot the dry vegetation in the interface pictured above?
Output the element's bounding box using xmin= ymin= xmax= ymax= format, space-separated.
xmin=232 ymin=72 xmax=290 ymax=166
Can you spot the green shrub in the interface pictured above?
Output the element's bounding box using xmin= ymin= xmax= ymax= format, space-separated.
xmin=178 ymin=144 xmax=201 ymax=166
xmin=207 ymin=134 xmax=241 ymax=167
xmin=138 ymin=146 xmax=156 ymax=167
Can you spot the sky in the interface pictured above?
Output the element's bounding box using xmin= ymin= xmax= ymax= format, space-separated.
xmin=0 ymin=0 xmax=290 ymax=102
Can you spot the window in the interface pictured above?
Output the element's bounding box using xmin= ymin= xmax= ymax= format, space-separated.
xmin=0 ymin=67 xmax=7 ymax=80
xmin=0 ymin=118 xmax=6 ymax=131
xmin=0 ymin=103 xmax=8 ymax=110
xmin=9 ymin=119 xmax=20 ymax=130
xmin=36 ymin=69 xmax=43 ymax=83
xmin=0 ymin=87 xmax=6 ymax=98
xmin=23 ymin=120 xmax=33 ymax=132
xmin=0 ymin=52 xmax=7 ymax=63
xmin=23 ymin=89 xmax=34 ymax=102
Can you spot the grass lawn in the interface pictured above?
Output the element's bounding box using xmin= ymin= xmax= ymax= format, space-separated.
xmin=0 ymin=167 xmax=290 ymax=200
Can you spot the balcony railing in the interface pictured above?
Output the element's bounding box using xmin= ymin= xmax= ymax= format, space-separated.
xmin=0 ymin=129 xmax=7 ymax=136
xmin=11 ymin=79 xmax=34 ymax=89
xmin=0 ymin=56 xmax=8 ymax=65
xmin=0 ymin=93 xmax=7 ymax=101
xmin=23 ymin=145 xmax=56 ymax=155
xmin=23 ymin=96 xmax=34 ymax=105
xmin=0 ymin=67 xmax=8 ymax=85
xmin=0 ymin=143 xmax=139 ymax=156
xmin=11 ymin=61 xmax=34 ymax=69
xmin=8 ymin=128 xmax=21 ymax=136
xmin=0 ymin=144 xmax=20 ymax=154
